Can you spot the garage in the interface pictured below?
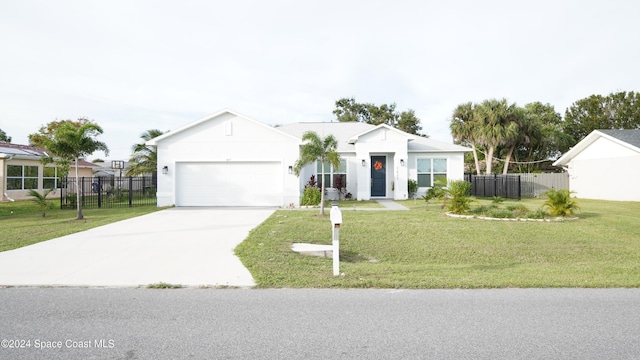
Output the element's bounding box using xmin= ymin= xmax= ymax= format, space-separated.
xmin=175 ymin=161 xmax=283 ymax=206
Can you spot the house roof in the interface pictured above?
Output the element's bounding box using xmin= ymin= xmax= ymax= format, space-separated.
xmin=0 ymin=142 xmax=98 ymax=167
xmin=553 ymin=129 xmax=640 ymax=167
xmin=278 ymin=122 xmax=375 ymax=152
xmin=278 ymin=122 xmax=471 ymax=153
xmin=146 ymin=108 xmax=300 ymax=145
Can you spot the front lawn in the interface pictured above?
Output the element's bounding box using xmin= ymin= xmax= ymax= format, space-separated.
xmin=0 ymin=200 xmax=163 ymax=252
xmin=235 ymin=198 xmax=640 ymax=288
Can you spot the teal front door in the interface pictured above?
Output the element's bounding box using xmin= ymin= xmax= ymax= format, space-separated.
xmin=371 ymin=156 xmax=386 ymax=197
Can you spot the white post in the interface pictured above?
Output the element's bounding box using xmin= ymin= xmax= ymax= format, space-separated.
xmin=332 ymin=224 xmax=340 ymax=276
xmin=330 ymin=202 xmax=342 ymax=276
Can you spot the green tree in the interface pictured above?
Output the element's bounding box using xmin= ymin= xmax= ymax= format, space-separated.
xmin=450 ymin=102 xmax=482 ymax=174
xmin=333 ymin=97 xmax=425 ymax=135
xmin=30 ymin=119 xmax=109 ymax=220
xmin=28 ymin=188 xmax=55 ymax=217
xmin=563 ymin=91 xmax=640 ymax=143
xmin=293 ymin=131 xmax=340 ymax=216
xmin=0 ymin=128 xmax=11 ymax=142
xmin=126 ymin=129 xmax=165 ymax=176
xmin=475 ymin=98 xmax=519 ymax=175
xmin=397 ymin=109 xmax=424 ymax=135
xmin=499 ymin=106 xmax=529 ymax=174
xmin=511 ymin=102 xmax=572 ymax=172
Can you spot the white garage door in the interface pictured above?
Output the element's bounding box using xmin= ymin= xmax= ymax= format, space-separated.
xmin=176 ymin=162 xmax=283 ymax=206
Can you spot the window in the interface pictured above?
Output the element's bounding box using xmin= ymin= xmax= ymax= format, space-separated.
xmin=417 ymin=158 xmax=447 ymax=187
xmin=7 ymin=165 xmax=39 ymax=190
xmin=43 ymin=167 xmax=59 ymax=189
xmin=317 ymin=160 xmax=347 ymax=189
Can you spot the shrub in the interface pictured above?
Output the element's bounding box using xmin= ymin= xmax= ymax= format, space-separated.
xmin=506 ymin=204 xmax=529 ymax=217
xmin=488 ymin=208 xmax=514 ymax=218
xmin=526 ymin=209 xmax=547 ymax=219
xmin=301 ymin=186 xmax=321 ymax=206
xmin=543 ymin=189 xmax=580 ymax=217
xmin=446 ymin=180 xmax=473 ymax=214
xmin=407 ymin=179 xmax=418 ymax=199
xmin=491 ymin=196 xmax=505 ymax=204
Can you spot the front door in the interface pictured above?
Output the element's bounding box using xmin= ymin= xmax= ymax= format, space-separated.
xmin=371 ymin=156 xmax=386 ymax=197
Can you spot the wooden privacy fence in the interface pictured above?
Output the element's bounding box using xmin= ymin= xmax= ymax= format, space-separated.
xmin=520 ymin=173 xmax=569 ymax=198
xmin=465 ymin=173 xmax=570 ymax=199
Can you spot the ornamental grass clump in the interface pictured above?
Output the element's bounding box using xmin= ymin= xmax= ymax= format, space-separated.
xmin=543 ymin=189 xmax=580 ymax=217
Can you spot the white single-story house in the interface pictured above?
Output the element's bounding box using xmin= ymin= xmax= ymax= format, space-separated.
xmin=147 ymin=109 xmax=471 ymax=207
xmin=0 ymin=142 xmax=98 ymax=201
xmin=553 ymin=129 xmax=640 ymax=201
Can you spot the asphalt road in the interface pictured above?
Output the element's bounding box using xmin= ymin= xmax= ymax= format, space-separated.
xmin=1 ymin=288 xmax=638 ymax=359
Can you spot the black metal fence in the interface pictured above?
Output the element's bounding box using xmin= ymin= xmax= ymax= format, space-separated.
xmin=465 ymin=174 xmax=521 ymax=200
xmin=60 ymin=176 xmax=157 ymax=209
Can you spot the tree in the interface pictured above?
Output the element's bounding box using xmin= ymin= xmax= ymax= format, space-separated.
xmin=28 ymin=188 xmax=55 ymax=217
xmin=127 ymin=129 xmax=165 ymax=176
xmin=511 ymin=102 xmax=573 ymax=172
xmin=30 ymin=119 xmax=109 ymax=220
xmin=293 ymin=131 xmax=340 ymax=216
xmin=500 ymin=106 xmax=529 ymax=174
xmin=333 ymin=97 xmax=425 ymax=135
xmin=0 ymin=128 xmax=11 ymax=142
xmin=450 ymin=102 xmax=482 ymax=174
xmin=563 ymin=91 xmax=640 ymax=144
xmin=397 ymin=109 xmax=424 ymax=135
xmin=475 ymin=99 xmax=519 ymax=174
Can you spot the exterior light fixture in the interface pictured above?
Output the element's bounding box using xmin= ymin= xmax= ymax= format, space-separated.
xmin=162 ymin=166 xmax=168 ymax=175
xmin=400 ymin=159 xmax=405 ymax=166
xmin=362 ymin=159 xmax=366 ymax=167
xmin=288 ymin=165 xmax=293 ymax=174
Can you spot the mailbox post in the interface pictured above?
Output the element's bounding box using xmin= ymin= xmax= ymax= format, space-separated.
xmin=330 ymin=202 xmax=342 ymax=276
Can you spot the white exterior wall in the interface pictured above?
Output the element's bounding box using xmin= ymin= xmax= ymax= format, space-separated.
xmin=354 ymin=128 xmax=408 ymax=200
xmin=155 ymin=113 xmax=300 ymax=207
xmin=565 ymin=137 xmax=640 ymax=201
xmin=408 ymin=152 xmax=466 ymax=199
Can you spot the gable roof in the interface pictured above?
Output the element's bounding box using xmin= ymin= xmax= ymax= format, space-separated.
xmin=278 ymin=122 xmax=374 ymax=152
xmin=146 ymin=108 xmax=300 ymax=145
xmin=553 ymin=129 xmax=640 ymax=166
xmin=278 ymin=122 xmax=471 ymax=153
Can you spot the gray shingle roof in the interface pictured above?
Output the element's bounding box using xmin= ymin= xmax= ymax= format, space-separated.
xmin=277 ymin=122 xmax=471 ymax=153
xmin=598 ymin=129 xmax=640 ymax=148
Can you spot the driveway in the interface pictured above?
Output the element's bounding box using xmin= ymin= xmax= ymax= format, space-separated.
xmin=0 ymin=207 xmax=275 ymax=287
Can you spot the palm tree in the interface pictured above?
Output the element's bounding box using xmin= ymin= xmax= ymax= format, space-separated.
xmin=293 ymin=131 xmax=340 ymax=215
xmin=28 ymin=188 xmax=55 ymax=217
xmin=450 ymin=102 xmax=482 ymax=175
xmin=38 ymin=120 xmax=109 ymax=220
xmin=475 ymin=99 xmax=519 ymax=174
xmin=126 ymin=129 xmax=164 ymax=177
xmin=501 ymin=106 xmax=530 ymax=174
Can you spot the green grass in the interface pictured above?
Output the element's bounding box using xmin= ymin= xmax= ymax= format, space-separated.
xmin=236 ymin=198 xmax=640 ymax=288
xmin=322 ymin=200 xmax=384 ymax=208
xmin=0 ymin=199 xmax=163 ymax=252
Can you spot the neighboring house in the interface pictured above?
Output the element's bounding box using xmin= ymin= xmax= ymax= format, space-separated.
xmin=0 ymin=142 xmax=98 ymax=201
xmin=553 ymin=129 xmax=640 ymax=201
xmin=147 ymin=109 xmax=470 ymax=207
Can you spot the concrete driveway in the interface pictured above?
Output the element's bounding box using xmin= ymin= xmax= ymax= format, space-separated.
xmin=0 ymin=207 xmax=275 ymax=287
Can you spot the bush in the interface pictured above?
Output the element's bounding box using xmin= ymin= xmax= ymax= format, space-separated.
xmin=301 ymin=186 xmax=321 ymax=206
xmin=446 ymin=180 xmax=473 ymax=214
xmin=408 ymin=179 xmax=418 ymax=199
xmin=543 ymin=189 xmax=580 ymax=217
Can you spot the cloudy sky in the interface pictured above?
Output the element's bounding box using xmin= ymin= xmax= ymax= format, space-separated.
xmin=1 ymin=0 xmax=639 ymax=161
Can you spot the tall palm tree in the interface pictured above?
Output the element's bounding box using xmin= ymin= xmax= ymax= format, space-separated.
xmin=126 ymin=129 xmax=164 ymax=177
xmin=475 ymin=99 xmax=519 ymax=174
xmin=450 ymin=102 xmax=482 ymax=174
xmin=38 ymin=120 xmax=109 ymax=220
xmin=501 ymin=106 xmax=529 ymax=174
xmin=293 ymin=131 xmax=340 ymax=215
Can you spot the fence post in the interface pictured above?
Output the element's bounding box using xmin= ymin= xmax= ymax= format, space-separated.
xmin=517 ymin=175 xmax=522 ymax=200
xmin=129 ymin=176 xmax=133 ymax=207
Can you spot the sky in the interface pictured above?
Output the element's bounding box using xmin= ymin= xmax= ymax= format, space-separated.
xmin=1 ymin=0 xmax=639 ymax=161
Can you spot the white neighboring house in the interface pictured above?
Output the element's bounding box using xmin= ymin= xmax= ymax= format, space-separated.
xmin=147 ymin=109 xmax=471 ymax=207
xmin=553 ymin=129 xmax=640 ymax=201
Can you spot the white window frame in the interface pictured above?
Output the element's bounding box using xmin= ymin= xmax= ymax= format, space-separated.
xmin=416 ymin=158 xmax=447 ymax=188
xmin=316 ymin=159 xmax=347 ymax=189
